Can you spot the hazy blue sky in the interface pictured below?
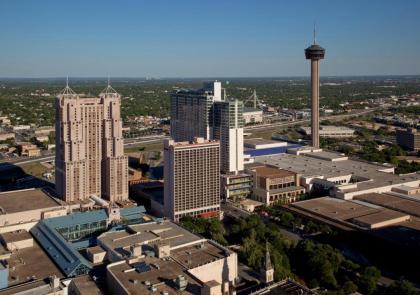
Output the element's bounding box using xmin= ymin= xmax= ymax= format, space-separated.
xmin=1 ymin=0 xmax=419 ymax=77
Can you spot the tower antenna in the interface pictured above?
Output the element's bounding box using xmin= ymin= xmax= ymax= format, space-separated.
xmin=313 ymin=22 xmax=316 ymax=44
xmin=107 ymin=75 xmax=110 ymax=87
xmin=66 ymin=75 xmax=69 ymax=88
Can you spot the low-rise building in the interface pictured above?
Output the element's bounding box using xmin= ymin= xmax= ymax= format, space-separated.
xmin=243 ymin=107 xmax=263 ymax=124
xmin=0 ymin=116 xmax=11 ymax=125
xmin=0 ymin=189 xmax=66 ymax=232
xmin=246 ymin=165 xmax=305 ymax=205
xmin=221 ymin=173 xmax=252 ymax=201
xmin=299 ymin=125 xmax=355 ymax=138
xmin=17 ymin=142 xmax=40 ymax=157
xmin=103 ymin=220 xmax=238 ymax=295
xmin=396 ymin=128 xmax=420 ymax=151
xmin=12 ymin=125 xmax=31 ymax=132
xmin=0 ymin=133 xmax=14 ymax=141
xmin=254 ymin=149 xmax=420 ymax=200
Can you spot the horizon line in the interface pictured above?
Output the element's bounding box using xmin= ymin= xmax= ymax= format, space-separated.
xmin=1 ymin=74 xmax=420 ymax=80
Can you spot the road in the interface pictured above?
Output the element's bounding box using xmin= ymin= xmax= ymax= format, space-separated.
xmin=2 ymin=107 xmax=378 ymax=167
xmin=0 ymin=135 xmax=169 ymax=167
xmin=244 ymin=108 xmax=378 ymax=131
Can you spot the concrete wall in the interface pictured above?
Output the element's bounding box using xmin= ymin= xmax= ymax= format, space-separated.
xmin=188 ymin=251 xmax=237 ymax=293
xmin=0 ymin=207 xmax=65 ymax=227
xmin=106 ymin=262 xmax=130 ymax=295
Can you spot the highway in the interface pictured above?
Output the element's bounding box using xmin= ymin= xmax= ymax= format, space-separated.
xmin=1 ymin=107 xmax=378 ymax=167
xmin=244 ymin=108 xmax=378 ymax=131
xmin=0 ymin=135 xmax=169 ymax=167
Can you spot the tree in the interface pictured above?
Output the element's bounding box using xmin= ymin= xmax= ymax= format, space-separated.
xmin=342 ymin=280 xmax=358 ymax=294
xmin=358 ymin=266 xmax=381 ymax=295
xmin=382 ymin=279 xmax=419 ymax=295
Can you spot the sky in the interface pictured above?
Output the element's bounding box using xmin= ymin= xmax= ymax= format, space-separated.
xmin=1 ymin=0 xmax=420 ymax=78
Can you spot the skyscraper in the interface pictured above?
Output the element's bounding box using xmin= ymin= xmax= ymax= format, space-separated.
xmin=163 ymin=138 xmax=220 ymax=221
xmin=55 ymin=83 xmax=128 ymax=203
xmin=213 ymin=99 xmax=244 ymax=173
xmin=170 ymin=81 xmax=244 ymax=173
xmin=305 ymin=31 xmax=325 ymax=148
xmin=170 ymin=81 xmax=222 ymax=142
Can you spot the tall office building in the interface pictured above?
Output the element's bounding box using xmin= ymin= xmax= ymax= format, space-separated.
xmin=170 ymin=81 xmax=243 ymax=173
xmin=305 ymin=31 xmax=325 ymax=148
xmin=170 ymin=81 xmax=222 ymax=142
xmin=213 ymin=99 xmax=244 ymax=173
xmin=163 ymin=138 xmax=220 ymax=221
xmin=55 ymin=83 xmax=128 ymax=203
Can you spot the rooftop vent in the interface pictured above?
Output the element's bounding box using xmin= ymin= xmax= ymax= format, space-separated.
xmin=175 ymin=275 xmax=188 ymax=291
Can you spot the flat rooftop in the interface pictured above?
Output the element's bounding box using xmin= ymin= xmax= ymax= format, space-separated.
xmin=7 ymin=240 xmax=63 ymax=287
xmin=0 ymin=230 xmax=32 ymax=243
xmin=99 ymin=221 xmax=203 ymax=252
xmin=290 ymin=197 xmax=409 ymax=229
xmin=254 ymin=152 xmax=420 ymax=195
xmin=170 ymin=241 xmax=229 ymax=269
xmin=70 ymin=275 xmax=103 ymax=294
xmin=304 ymin=151 xmax=348 ymax=161
xmin=354 ymin=193 xmax=420 ymax=218
xmin=253 ymin=166 xmax=295 ymax=178
xmin=0 ymin=189 xmax=61 ymax=214
xmin=108 ymin=256 xmax=202 ymax=295
xmin=243 ymin=107 xmax=262 ymax=113
xmin=244 ymin=138 xmax=284 ymax=145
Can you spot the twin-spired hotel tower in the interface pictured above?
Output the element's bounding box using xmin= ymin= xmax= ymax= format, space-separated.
xmin=55 ymin=84 xmax=128 ymax=203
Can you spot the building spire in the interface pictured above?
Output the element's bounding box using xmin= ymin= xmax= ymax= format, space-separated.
xmin=100 ymin=75 xmax=118 ymax=96
xmin=60 ymin=76 xmax=76 ymax=96
xmin=313 ymin=22 xmax=316 ymax=45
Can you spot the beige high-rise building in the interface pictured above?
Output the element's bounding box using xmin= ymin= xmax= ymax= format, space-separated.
xmin=55 ymin=84 xmax=128 ymax=203
xmin=164 ymin=138 xmax=220 ymax=221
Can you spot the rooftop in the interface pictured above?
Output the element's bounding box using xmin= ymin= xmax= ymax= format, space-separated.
xmin=170 ymin=241 xmax=229 ymax=269
xmin=354 ymin=193 xmax=420 ymax=218
xmin=98 ymin=221 xmax=203 ymax=253
xmin=243 ymin=107 xmax=262 ymax=113
xmin=0 ymin=189 xmax=61 ymax=214
xmin=7 ymin=240 xmax=63 ymax=287
xmin=254 ymin=152 xmax=420 ymax=196
xmin=0 ymin=230 xmax=32 ymax=244
xmin=70 ymin=275 xmax=103 ymax=295
xmin=253 ymin=166 xmax=295 ymax=179
xmin=290 ymin=197 xmax=412 ymax=229
xmin=107 ymin=257 xmax=203 ymax=295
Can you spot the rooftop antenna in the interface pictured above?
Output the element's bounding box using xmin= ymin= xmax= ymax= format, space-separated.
xmin=107 ymin=75 xmax=110 ymax=87
xmin=61 ymin=75 xmax=76 ymax=96
xmin=313 ymin=22 xmax=316 ymax=45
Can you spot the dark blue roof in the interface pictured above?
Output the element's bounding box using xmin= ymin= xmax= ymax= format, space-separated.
xmin=31 ymin=221 xmax=91 ymax=277
xmin=121 ymin=206 xmax=146 ymax=217
xmin=44 ymin=210 xmax=108 ymax=228
xmin=31 ymin=206 xmax=147 ymax=277
xmin=244 ymin=144 xmax=301 ymax=157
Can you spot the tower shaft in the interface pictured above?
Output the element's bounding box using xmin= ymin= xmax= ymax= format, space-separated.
xmin=311 ymin=59 xmax=320 ymax=148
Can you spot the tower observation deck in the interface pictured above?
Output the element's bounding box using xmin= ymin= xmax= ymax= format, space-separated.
xmin=305 ymin=34 xmax=325 ymax=148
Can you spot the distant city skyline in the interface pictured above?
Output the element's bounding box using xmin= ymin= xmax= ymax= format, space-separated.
xmin=1 ymin=0 xmax=420 ymax=77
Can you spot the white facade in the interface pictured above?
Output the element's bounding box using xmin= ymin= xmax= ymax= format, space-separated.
xmin=299 ymin=125 xmax=355 ymax=138
xmin=243 ymin=108 xmax=263 ymax=124
xmin=171 ymin=82 xmax=244 ymax=174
